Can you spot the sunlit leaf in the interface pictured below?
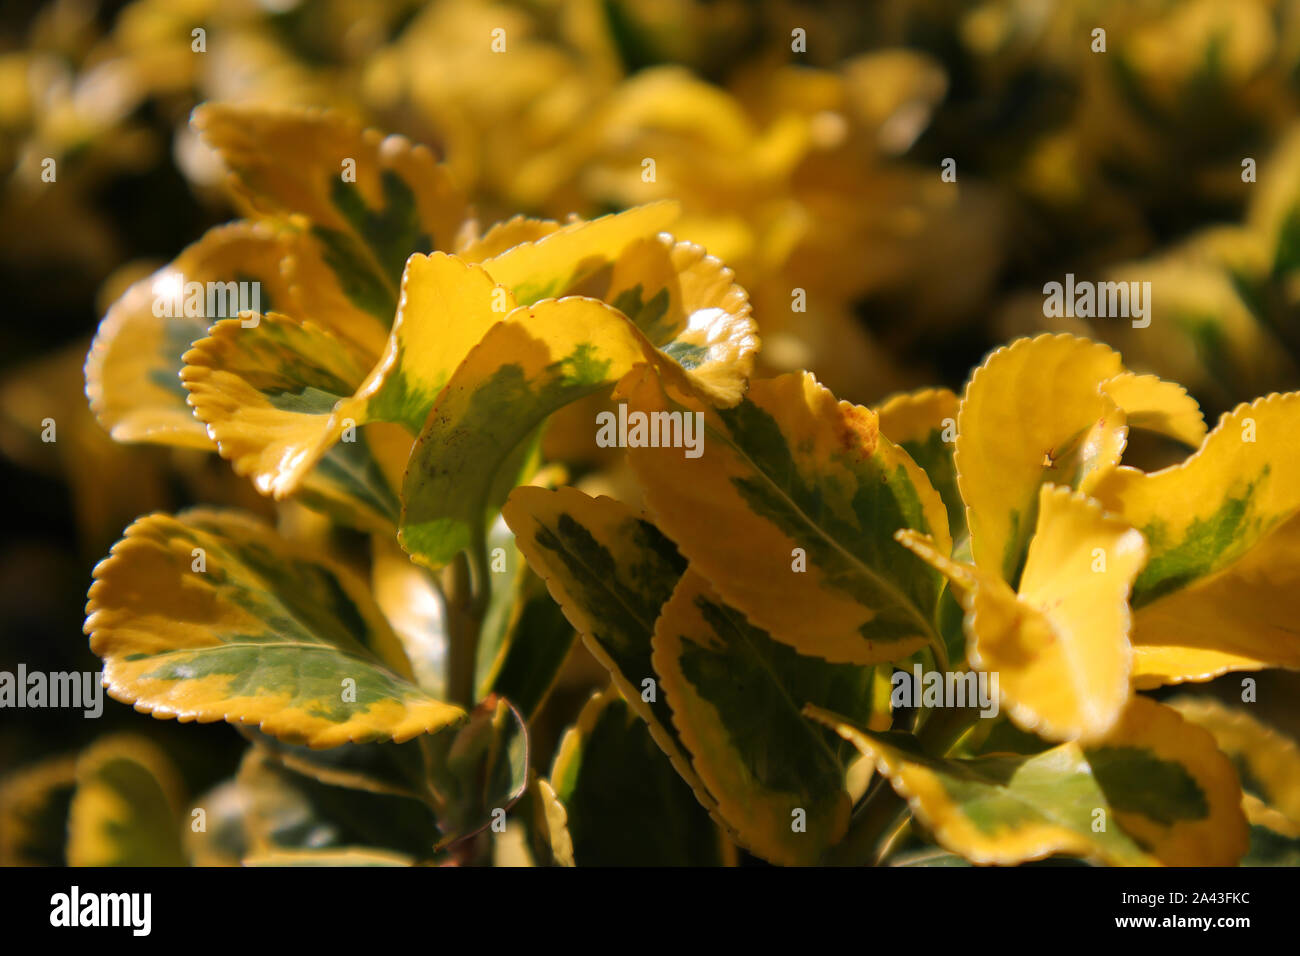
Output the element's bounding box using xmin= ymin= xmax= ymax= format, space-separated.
xmin=182 ymin=314 xmax=407 ymax=530
xmin=597 ymin=233 xmax=758 ymax=405
xmin=400 ymin=297 xmax=685 ymax=568
xmin=901 ymin=484 xmax=1145 ymax=743
xmin=193 ymin=103 xmax=467 ymax=324
xmin=479 ymin=201 xmax=679 ymax=304
xmin=85 ymin=509 xmax=464 ymax=747
xmin=955 ymin=334 xmax=1125 ymax=584
xmin=623 ymin=365 xmax=950 ymax=666
xmin=86 ymin=221 xmax=294 ymax=449
xmin=1091 ymin=393 xmax=1300 ymax=685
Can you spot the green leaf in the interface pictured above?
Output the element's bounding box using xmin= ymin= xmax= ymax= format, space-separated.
xmin=623 ymin=366 xmax=950 ymax=666
xmin=877 ymin=387 xmax=965 ymax=542
xmin=654 ymin=570 xmax=884 ymax=865
xmin=501 ymin=486 xmax=717 ymax=812
xmin=808 ymin=695 xmax=1248 ymax=866
xmin=67 ymin=735 xmax=187 ymax=867
xmin=1091 ymin=393 xmax=1300 ymax=685
xmin=480 ymin=566 xmax=576 ymax=720
xmin=193 ymin=104 xmax=467 ymax=324
xmin=421 ymin=696 xmax=529 ymax=848
xmin=233 ymin=748 xmax=441 ymax=860
xmin=399 ymin=296 xmax=680 ymax=569
xmin=549 ymin=688 xmax=723 ymax=865
xmin=85 ymin=509 xmax=465 ymax=748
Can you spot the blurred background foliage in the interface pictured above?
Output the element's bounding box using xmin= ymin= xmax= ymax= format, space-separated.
xmin=4 ymin=0 xmax=1300 ymax=836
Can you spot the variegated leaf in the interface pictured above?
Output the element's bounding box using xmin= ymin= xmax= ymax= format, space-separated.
xmin=85 ymin=509 xmax=464 ymax=748
xmin=596 ymin=233 xmax=758 ymax=405
xmin=899 ymin=484 xmax=1146 ymax=743
xmin=549 ymin=689 xmax=723 ymax=865
xmin=1091 ymin=393 xmax=1300 ymax=685
xmin=85 ymin=221 xmax=295 ymax=449
xmin=623 ymin=365 xmax=950 ymax=666
xmin=67 ymin=735 xmax=187 ymax=867
xmin=193 ymin=104 xmax=467 ymax=326
xmin=1169 ymin=697 xmax=1300 ymax=832
xmin=479 ymin=201 xmax=679 ymax=305
xmin=876 ymin=387 xmax=964 ymax=541
xmin=181 ymin=314 xmax=407 ymax=530
xmin=654 ymin=570 xmax=883 ymax=865
xmin=400 ymin=297 xmax=687 ymax=569
xmin=808 ymin=695 xmax=1248 ymax=866
xmin=501 ymin=486 xmax=717 ymax=811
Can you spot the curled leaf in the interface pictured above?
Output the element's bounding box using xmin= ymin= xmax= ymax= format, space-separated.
xmin=86 ymin=221 xmax=294 ymax=449
xmin=900 ymin=484 xmax=1145 ymax=743
xmin=1091 ymin=392 xmax=1300 ymax=685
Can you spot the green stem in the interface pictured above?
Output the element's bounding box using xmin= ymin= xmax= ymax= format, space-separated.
xmin=825 ymin=778 xmax=910 ymax=866
xmin=826 ymin=703 xmax=984 ymax=866
xmin=444 ymin=531 xmax=491 ymax=710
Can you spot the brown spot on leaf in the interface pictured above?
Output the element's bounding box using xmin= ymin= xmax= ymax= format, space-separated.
xmin=835 ymin=401 xmax=878 ymax=461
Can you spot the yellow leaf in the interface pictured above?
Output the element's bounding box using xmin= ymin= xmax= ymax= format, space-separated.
xmin=85 ymin=509 xmax=464 ymax=748
xmin=86 ymin=221 xmax=295 ymax=449
xmin=622 ymin=366 xmax=950 ymax=666
xmin=1170 ymin=696 xmax=1300 ymax=829
xmin=955 ymin=334 xmax=1125 ymax=583
xmin=1091 ymin=393 xmax=1300 ymax=685
xmin=480 ymin=201 xmax=680 ymax=304
xmin=456 ymin=214 xmax=562 ymax=262
xmin=67 ymin=735 xmax=187 ymax=867
xmin=900 ymin=484 xmax=1146 ymax=743
xmin=193 ymin=104 xmax=467 ymax=323
xmin=1098 ymin=372 xmax=1206 ymax=448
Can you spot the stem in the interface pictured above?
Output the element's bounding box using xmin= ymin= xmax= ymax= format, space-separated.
xmin=444 ymin=532 xmax=491 ymax=709
xmin=825 ymin=704 xmax=984 ymax=866
xmin=825 ymin=778 xmax=910 ymax=866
